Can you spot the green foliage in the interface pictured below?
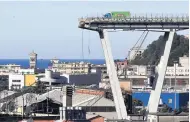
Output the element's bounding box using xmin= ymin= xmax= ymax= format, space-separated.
xmin=130 ymin=33 xmax=189 ymax=66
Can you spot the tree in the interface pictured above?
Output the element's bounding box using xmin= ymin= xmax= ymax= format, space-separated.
xmin=130 ymin=34 xmax=189 ymax=66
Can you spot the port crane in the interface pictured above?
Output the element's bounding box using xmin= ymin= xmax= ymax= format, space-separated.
xmin=78 ymin=14 xmax=189 ymax=122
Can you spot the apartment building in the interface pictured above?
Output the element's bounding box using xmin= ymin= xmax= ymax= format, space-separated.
xmin=163 ymin=55 xmax=189 ymax=76
xmin=0 ymin=64 xmax=21 ymax=75
xmin=50 ymin=59 xmax=91 ymax=75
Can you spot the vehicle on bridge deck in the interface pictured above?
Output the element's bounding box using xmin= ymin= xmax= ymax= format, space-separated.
xmin=104 ymin=11 xmax=131 ymax=19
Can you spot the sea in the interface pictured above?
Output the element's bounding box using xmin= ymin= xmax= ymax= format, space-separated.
xmin=0 ymin=59 xmax=108 ymax=69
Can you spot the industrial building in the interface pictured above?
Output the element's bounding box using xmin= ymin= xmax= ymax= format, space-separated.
xmin=132 ymin=91 xmax=189 ymax=110
xmin=91 ymin=64 xmax=109 ymax=82
xmin=0 ymin=89 xmax=115 ymax=116
xmin=37 ymin=69 xmax=101 ymax=87
xmin=8 ymin=68 xmax=101 ymax=90
xmin=62 ymin=73 xmax=101 ymax=86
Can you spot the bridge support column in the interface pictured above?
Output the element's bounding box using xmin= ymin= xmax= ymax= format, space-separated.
xmin=98 ymin=29 xmax=129 ymax=120
xmin=147 ymin=30 xmax=175 ymax=122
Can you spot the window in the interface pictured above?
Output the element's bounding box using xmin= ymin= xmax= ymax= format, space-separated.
xmin=12 ymin=80 xmax=21 ymax=82
xmin=168 ymin=99 xmax=172 ymax=103
xmin=12 ymin=84 xmax=21 ymax=90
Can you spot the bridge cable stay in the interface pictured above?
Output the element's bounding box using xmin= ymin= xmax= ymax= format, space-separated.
xmin=124 ymin=31 xmax=146 ymax=76
xmin=81 ymin=29 xmax=84 ymax=61
xmin=126 ymin=31 xmax=147 ymax=70
xmin=115 ymin=31 xmax=149 ymax=77
xmin=87 ymin=30 xmax=91 ymax=62
xmin=136 ymin=31 xmax=149 ymax=53
xmin=122 ymin=31 xmax=149 ymax=87
xmin=129 ymin=31 xmax=146 ymax=59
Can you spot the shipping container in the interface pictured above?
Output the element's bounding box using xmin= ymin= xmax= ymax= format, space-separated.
xmin=111 ymin=11 xmax=131 ymax=18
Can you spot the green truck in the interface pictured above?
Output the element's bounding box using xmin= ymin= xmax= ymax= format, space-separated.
xmin=104 ymin=11 xmax=131 ymax=19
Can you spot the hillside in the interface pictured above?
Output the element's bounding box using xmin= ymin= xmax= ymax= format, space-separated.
xmin=130 ymin=33 xmax=189 ymax=66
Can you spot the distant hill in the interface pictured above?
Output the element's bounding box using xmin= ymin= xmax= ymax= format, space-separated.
xmin=130 ymin=33 xmax=189 ymax=66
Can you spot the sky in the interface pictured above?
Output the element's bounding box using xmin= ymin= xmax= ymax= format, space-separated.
xmin=0 ymin=1 xmax=189 ymax=59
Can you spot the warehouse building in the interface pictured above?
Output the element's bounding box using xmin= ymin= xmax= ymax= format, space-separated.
xmin=132 ymin=91 xmax=189 ymax=110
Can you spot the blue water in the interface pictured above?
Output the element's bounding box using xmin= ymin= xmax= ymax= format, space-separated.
xmin=0 ymin=59 xmax=107 ymax=69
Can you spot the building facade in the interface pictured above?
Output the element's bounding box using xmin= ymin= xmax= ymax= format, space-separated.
xmin=18 ymin=68 xmax=35 ymax=75
xmin=9 ymin=74 xmax=37 ymax=90
xmin=164 ymin=55 xmax=189 ymax=76
xmin=9 ymin=74 xmax=25 ymax=90
xmin=91 ymin=64 xmax=109 ymax=82
xmin=0 ymin=64 xmax=21 ymax=75
xmin=132 ymin=91 xmax=189 ymax=110
xmin=127 ymin=65 xmax=148 ymax=76
xmin=50 ymin=59 xmax=91 ymax=75
xmin=24 ymin=74 xmax=36 ymax=86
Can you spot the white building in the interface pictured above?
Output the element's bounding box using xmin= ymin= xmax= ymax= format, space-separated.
xmin=37 ymin=69 xmax=66 ymax=86
xmin=0 ymin=64 xmax=21 ymax=75
xmin=17 ymin=68 xmax=35 ymax=75
xmin=179 ymin=55 xmax=189 ymax=67
xmin=9 ymin=74 xmax=25 ymax=90
xmin=166 ymin=64 xmax=189 ymax=76
xmin=127 ymin=65 xmax=147 ymax=76
xmin=36 ymin=69 xmax=101 ymax=88
xmin=159 ymin=55 xmax=189 ymax=76
xmin=50 ymin=58 xmax=91 ymax=75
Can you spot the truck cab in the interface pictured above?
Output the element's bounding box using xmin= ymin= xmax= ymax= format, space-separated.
xmin=104 ymin=13 xmax=112 ymax=19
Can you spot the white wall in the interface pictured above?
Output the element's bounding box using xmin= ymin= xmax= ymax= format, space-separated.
xmin=179 ymin=56 xmax=189 ymax=67
xmin=18 ymin=69 xmax=35 ymax=75
xmin=127 ymin=65 xmax=147 ymax=75
xmin=9 ymin=74 xmax=24 ymax=90
xmin=137 ymin=65 xmax=147 ymax=75
xmin=166 ymin=65 xmax=189 ymax=76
